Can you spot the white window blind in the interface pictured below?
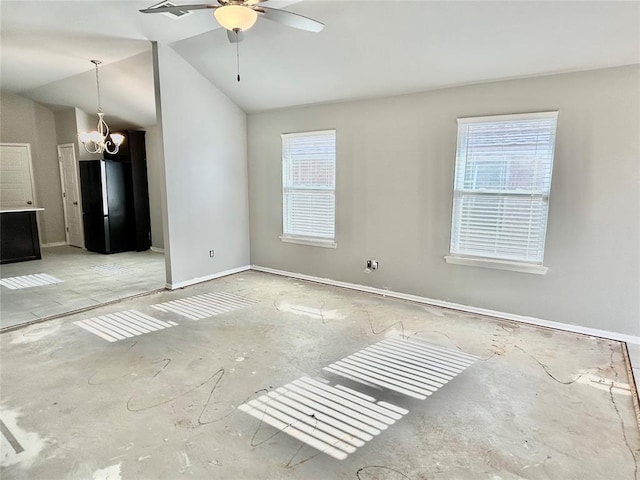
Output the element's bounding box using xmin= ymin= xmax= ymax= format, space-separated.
xmin=282 ymin=130 xmax=336 ymax=241
xmin=450 ymin=112 xmax=558 ymax=264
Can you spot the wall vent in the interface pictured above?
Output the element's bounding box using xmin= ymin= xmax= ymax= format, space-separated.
xmin=148 ymin=1 xmax=193 ymax=19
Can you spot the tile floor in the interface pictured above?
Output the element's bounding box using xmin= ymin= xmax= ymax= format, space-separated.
xmin=1 ymin=271 xmax=638 ymax=479
xmin=0 ymin=246 xmax=165 ymax=330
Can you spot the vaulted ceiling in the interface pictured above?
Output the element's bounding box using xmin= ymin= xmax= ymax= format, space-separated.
xmin=2 ymin=1 xmax=638 ymax=126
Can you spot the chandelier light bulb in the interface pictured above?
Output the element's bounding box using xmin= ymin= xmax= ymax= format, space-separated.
xmin=110 ymin=133 xmax=125 ymax=146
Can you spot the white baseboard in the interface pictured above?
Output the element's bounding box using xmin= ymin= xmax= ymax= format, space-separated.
xmin=41 ymin=241 xmax=67 ymax=248
xmin=150 ymin=247 xmax=165 ymax=253
xmin=167 ymin=265 xmax=251 ymax=290
xmin=251 ymin=265 xmax=640 ymax=345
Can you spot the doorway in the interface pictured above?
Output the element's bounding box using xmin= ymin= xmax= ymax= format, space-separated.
xmin=57 ymin=144 xmax=84 ymax=248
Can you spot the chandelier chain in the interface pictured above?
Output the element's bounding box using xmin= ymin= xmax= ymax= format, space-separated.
xmin=93 ymin=60 xmax=103 ymax=113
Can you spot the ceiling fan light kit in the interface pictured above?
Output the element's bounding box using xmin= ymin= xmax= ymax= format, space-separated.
xmin=79 ymin=60 xmax=125 ymax=155
xmin=140 ymin=1 xmax=324 ymax=36
xmin=141 ymin=1 xmax=324 ymax=81
xmin=214 ymin=4 xmax=258 ymax=31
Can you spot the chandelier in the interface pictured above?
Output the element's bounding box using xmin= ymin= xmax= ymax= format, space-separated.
xmin=78 ymin=60 xmax=124 ymax=155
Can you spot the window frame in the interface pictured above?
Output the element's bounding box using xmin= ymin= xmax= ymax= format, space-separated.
xmin=280 ymin=129 xmax=337 ymax=248
xmin=445 ymin=111 xmax=559 ymax=274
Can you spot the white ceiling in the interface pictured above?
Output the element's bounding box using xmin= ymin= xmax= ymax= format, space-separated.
xmin=0 ymin=0 xmax=220 ymax=91
xmin=24 ymin=51 xmax=157 ymax=129
xmin=1 ymin=0 xmax=225 ymax=127
xmin=1 ymin=1 xmax=639 ymax=124
xmin=174 ymin=1 xmax=640 ymax=112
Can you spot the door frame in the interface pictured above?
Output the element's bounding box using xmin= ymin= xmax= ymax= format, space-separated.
xmin=0 ymin=143 xmax=41 ymax=245
xmin=57 ymin=143 xmax=84 ymax=248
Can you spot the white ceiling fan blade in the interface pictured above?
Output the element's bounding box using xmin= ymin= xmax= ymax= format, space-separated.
xmin=139 ymin=3 xmax=217 ymax=14
xmin=227 ymin=29 xmax=244 ymax=43
xmin=258 ymin=6 xmax=324 ymax=32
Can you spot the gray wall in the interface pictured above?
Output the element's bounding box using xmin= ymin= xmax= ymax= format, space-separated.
xmin=0 ymin=93 xmax=66 ymax=244
xmin=54 ymin=108 xmax=78 ymax=147
xmin=0 ymin=93 xmax=33 ymax=140
xmin=154 ymin=43 xmax=250 ymax=287
xmin=248 ymin=65 xmax=640 ymax=337
xmin=54 ymin=107 xmax=86 ymax=170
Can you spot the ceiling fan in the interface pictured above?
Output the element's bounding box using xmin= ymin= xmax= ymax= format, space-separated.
xmin=140 ymin=1 xmax=324 ymax=43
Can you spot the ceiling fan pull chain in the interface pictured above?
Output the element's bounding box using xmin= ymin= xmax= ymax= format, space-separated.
xmin=235 ymin=28 xmax=241 ymax=82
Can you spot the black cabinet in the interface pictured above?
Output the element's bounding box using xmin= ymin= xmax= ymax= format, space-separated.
xmin=123 ymin=131 xmax=152 ymax=252
xmin=80 ymin=131 xmax=151 ymax=254
xmin=0 ymin=211 xmax=41 ymax=264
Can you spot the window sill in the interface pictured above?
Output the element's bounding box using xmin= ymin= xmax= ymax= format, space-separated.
xmin=444 ymin=255 xmax=548 ymax=275
xmin=280 ymin=236 xmax=337 ymax=249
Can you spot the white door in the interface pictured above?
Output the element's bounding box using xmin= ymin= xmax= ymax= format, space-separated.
xmin=58 ymin=144 xmax=84 ymax=248
xmin=0 ymin=144 xmax=36 ymax=209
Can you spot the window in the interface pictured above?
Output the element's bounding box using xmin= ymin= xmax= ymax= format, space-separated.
xmin=281 ymin=130 xmax=336 ymax=247
xmin=446 ymin=112 xmax=558 ymax=274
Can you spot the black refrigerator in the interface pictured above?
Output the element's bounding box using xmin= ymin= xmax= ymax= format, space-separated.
xmin=79 ymin=129 xmax=152 ymax=254
xmin=80 ymin=159 xmax=133 ymax=254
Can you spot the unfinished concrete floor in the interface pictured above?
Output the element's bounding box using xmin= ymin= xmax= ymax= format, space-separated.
xmin=1 ymin=271 xmax=638 ymax=479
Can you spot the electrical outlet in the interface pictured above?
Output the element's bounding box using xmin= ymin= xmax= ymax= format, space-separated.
xmin=209 ymin=250 xmax=215 ymax=258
